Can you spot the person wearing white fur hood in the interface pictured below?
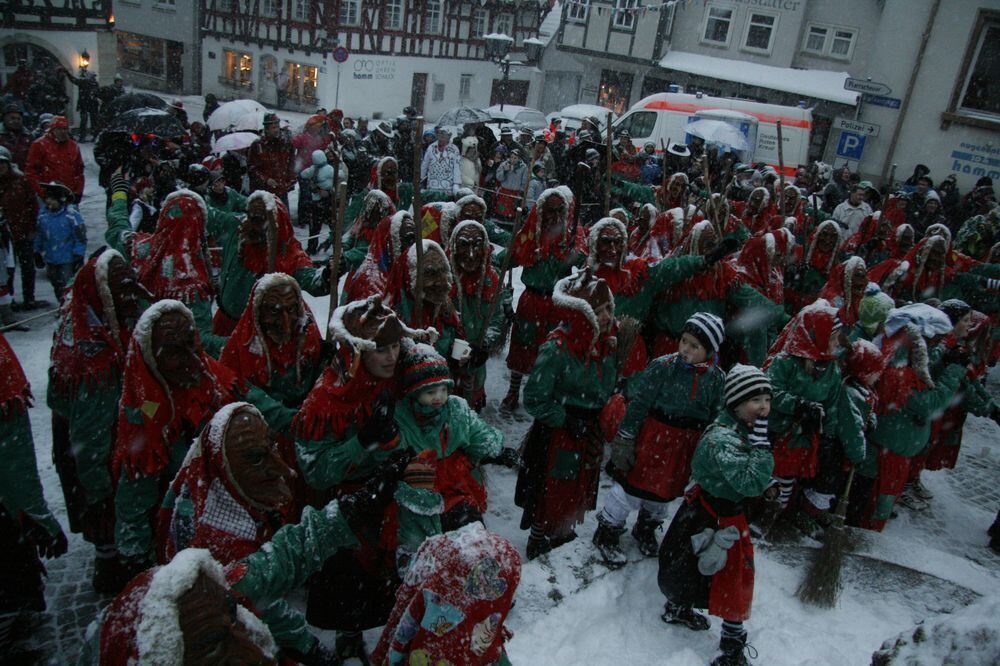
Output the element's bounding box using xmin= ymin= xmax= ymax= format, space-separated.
xmin=79 ymin=451 xmax=414 ymax=666
xmin=460 ymin=135 xmax=482 ymax=194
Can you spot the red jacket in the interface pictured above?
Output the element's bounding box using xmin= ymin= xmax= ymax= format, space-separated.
xmin=26 ymin=133 xmax=85 ymax=198
xmin=0 ymin=129 xmax=32 ymax=170
xmin=247 ymin=135 xmax=295 ymax=194
xmin=0 ymin=167 xmax=39 ymax=242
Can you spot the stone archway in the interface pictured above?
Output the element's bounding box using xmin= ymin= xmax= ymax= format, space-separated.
xmin=0 ymin=37 xmax=73 ymax=121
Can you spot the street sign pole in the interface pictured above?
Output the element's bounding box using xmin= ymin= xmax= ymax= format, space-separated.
xmin=331 ymin=45 xmax=350 ymax=110
xmin=336 ymin=62 xmax=341 ymax=109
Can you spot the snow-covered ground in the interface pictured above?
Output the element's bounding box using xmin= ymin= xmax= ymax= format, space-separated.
xmin=9 ymin=90 xmax=1000 ymax=664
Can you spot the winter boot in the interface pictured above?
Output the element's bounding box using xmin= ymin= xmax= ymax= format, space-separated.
xmin=989 ymin=511 xmax=1000 ymax=554
xmin=593 ymin=518 xmax=627 ymax=568
xmin=911 ymin=476 xmax=934 ymax=500
xmin=500 ymin=374 xmax=523 ymax=412
xmin=92 ymin=549 xmax=127 ymax=596
xmin=631 ymin=509 xmax=661 ymax=557
xmin=527 ymin=528 xmax=576 ymax=560
xmin=898 ymin=484 xmax=928 ymax=511
xmin=711 ymin=634 xmax=756 ymax=666
xmin=660 ymin=601 xmax=710 ymax=631
xmin=335 ymin=630 xmax=370 ymax=665
xmin=0 ymin=304 xmax=28 ymax=331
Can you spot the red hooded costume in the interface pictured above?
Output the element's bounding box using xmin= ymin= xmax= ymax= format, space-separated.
xmin=344 ymin=211 xmax=413 ymax=303
xmin=818 ymin=256 xmax=868 ymax=327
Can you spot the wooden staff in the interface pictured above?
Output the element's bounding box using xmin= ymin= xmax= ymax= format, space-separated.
xmin=0 ymin=308 xmax=60 ymax=332
xmin=776 ymin=120 xmax=786 ymax=220
xmin=604 ymin=111 xmax=613 ymax=216
xmin=411 ymin=117 xmax=425 ymax=326
xmin=326 ymin=180 xmax=348 ymax=328
xmin=266 ymin=209 xmax=277 ymax=273
xmin=701 ymin=155 xmax=720 ymax=238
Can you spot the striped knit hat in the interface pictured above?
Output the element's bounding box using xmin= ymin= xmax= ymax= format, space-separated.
xmin=725 ymin=364 xmax=772 ymax=408
xmin=683 ymin=312 xmax=725 ymax=353
xmin=401 ymin=342 xmax=454 ymax=398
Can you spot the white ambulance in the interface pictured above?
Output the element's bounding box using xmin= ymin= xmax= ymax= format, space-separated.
xmin=614 ymin=92 xmax=813 ymax=177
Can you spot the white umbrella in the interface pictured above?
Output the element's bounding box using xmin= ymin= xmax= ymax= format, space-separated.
xmin=206 ymin=100 xmax=267 ymax=131
xmin=212 ymin=131 xmax=260 ymax=153
xmin=684 ymin=119 xmax=751 ymax=151
xmin=232 ymin=110 xmax=290 ymax=132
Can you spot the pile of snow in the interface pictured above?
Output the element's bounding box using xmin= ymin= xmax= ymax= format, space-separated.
xmin=871 ymin=593 xmax=1000 ymax=665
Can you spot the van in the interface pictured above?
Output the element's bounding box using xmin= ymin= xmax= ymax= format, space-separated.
xmin=614 ymin=92 xmax=813 ymax=176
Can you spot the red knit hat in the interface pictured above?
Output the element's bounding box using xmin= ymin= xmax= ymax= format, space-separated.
xmin=400 ymin=342 xmax=453 ymax=398
xmin=50 ymin=116 xmax=69 ymax=130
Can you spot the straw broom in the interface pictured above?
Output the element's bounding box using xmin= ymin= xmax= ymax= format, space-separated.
xmin=796 ymin=467 xmax=856 ymax=607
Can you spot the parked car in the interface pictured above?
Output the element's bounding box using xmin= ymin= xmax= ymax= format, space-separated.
xmin=483 ymin=104 xmax=548 ymax=138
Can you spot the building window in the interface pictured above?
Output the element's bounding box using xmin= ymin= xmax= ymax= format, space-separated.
xmin=223 ymin=50 xmax=253 ymax=88
xmin=291 ymin=0 xmax=309 ymax=21
xmin=459 ymin=73 xmax=472 ymax=100
xmin=217 ymin=0 xmax=232 ymax=11
xmin=117 ymin=31 xmax=167 ymax=79
xmin=287 ymin=62 xmax=319 ymax=103
xmin=567 ymin=0 xmax=588 ymax=24
xmin=742 ymin=11 xmax=777 ymax=53
xmin=701 ymin=5 xmax=733 ymax=46
xmin=384 ymin=0 xmax=403 ymax=30
xmin=425 ymin=0 xmax=442 ymax=34
xmin=432 ymin=82 xmax=445 ymax=102
xmin=261 ymin=0 xmax=277 ymax=16
xmin=156 ymin=0 xmax=176 ymax=6
xmin=597 ymin=69 xmax=633 ymax=115
xmin=495 ymin=12 xmax=513 ymax=37
xmin=613 ymin=0 xmax=637 ymax=31
xmin=802 ymin=23 xmax=856 ymax=60
xmin=947 ymin=12 xmax=1000 ymax=124
xmin=340 ymin=0 xmax=359 ymax=26
xmin=472 ymin=9 xmax=487 ymax=38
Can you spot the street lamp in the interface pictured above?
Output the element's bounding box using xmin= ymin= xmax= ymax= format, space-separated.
xmin=79 ymin=49 xmax=91 ymax=72
xmin=484 ymin=33 xmax=541 ymax=112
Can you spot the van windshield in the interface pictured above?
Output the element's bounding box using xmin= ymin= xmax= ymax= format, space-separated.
xmin=618 ymin=111 xmax=656 ymax=139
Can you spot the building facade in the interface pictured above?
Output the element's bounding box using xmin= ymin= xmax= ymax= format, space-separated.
xmin=113 ymin=0 xmax=202 ymax=94
xmin=1 ymin=0 xmax=116 ymax=122
xmin=541 ymin=0 xmax=1000 ymax=189
xmin=199 ymin=0 xmax=548 ymax=120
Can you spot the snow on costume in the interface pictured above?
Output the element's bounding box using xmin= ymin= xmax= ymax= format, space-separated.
xmin=343 ymin=210 xmax=414 ymax=303
xmin=211 ymin=191 xmax=328 ymax=336
xmin=516 ymin=271 xmax=619 ymax=558
xmin=341 ymin=188 xmax=396 ymax=272
xmin=372 ymin=522 xmax=521 ymax=666
xmin=733 ymin=187 xmax=775 ymax=236
xmin=644 ymin=204 xmax=701 ymax=262
xmin=861 ymin=305 xmax=966 ymax=531
xmin=841 ymin=212 xmax=895 ymax=267
xmin=104 ymin=184 xmax=229 ymax=356
xmin=0 ymin=332 xmax=66 ymax=631
xmin=293 ymin=297 xmax=437 ymax=634
xmin=446 ymin=220 xmax=509 ymax=409
xmin=784 ymin=219 xmax=841 ymax=315
xmin=657 ymin=365 xmax=773 ymax=664
xmin=764 ymin=301 xmax=865 ymax=483
xmin=394 ymin=343 xmax=503 ymax=531
xmin=647 ymin=220 xmax=782 ymax=358
xmin=818 ymin=256 xmax=868 ymax=327
xmin=505 ymin=187 xmax=586 ymax=375
xmin=47 ymin=249 xmax=135 ymax=582
xmin=219 ymin=273 xmax=322 ymax=440
xmin=383 ymin=238 xmax=464 ymax=360
xmin=112 ymin=300 xmax=237 ymax=567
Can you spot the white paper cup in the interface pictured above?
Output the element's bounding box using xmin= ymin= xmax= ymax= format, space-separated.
xmin=451 ymin=338 xmax=472 ymax=361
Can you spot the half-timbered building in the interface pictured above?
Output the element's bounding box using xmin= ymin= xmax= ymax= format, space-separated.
xmin=200 ymin=0 xmax=550 ymax=118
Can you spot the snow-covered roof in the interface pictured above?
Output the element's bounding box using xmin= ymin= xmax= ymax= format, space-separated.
xmin=538 ymin=1 xmax=562 ymax=46
xmin=658 ymin=51 xmax=859 ymax=106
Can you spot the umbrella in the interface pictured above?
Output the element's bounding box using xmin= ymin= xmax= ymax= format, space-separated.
xmin=684 ymin=119 xmax=751 ymax=152
xmin=102 ymin=108 xmax=185 ymax=138
xmin=206 ymin=100 xmax=267 ymax=131
xmin=436 ymin=106 xmax=491 ymax=127
xmin=212 ymin=131 xmax=260 ymax=153
xmin=101 ymin=92 xmax=167 ymax=119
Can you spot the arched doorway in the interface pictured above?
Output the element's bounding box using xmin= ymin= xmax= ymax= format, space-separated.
xmin=1 ymin=42 xmax=71 ymax=121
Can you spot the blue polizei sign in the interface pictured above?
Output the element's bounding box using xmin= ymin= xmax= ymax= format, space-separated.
xmin=836 ymin=131 xmax=867 ymax=160
xmin=862 ymin=94 xmax=902 ymax=109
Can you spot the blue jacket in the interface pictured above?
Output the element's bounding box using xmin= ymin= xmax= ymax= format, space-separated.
xmin=299 ymin=150 xmax=334 ymax=202
xmin=35 ymin=205 xmax=86 ymax=265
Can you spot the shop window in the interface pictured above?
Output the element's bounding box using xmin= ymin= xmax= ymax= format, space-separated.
xmin=567 ymin=0 xmax=588 ymax=24
xmin=742 ymin=11 xmax=777 ymax=53
xmin=597 ymin=69 xmax=633 ymax=115
xmin=287 ymin=62 xmax=319 ymax=103
xmin=117 ymin=31 xmax=167 ymax=79
xmin=384 ymin=0 xmax=403 ymax=30
xmin=701 ymin=5 xmax=733 ymax=46
xmin=222 ymin=50 xmax=253 ymax=88
xmin=944 ymin=10 xmax=1000 ymax=128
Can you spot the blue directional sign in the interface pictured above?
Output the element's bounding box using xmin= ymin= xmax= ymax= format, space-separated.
xmin=862 ymin=94 xmax=901 ymax=109
xmin=836 ymin=131 xmax=867 ymax=160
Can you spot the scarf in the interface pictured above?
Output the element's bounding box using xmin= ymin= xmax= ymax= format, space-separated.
xmin=293 ymin=354 xmax=395 ymax=442
xmin=48 ymin=250 xmax=132 ymax=401
xmin=132 ymin=192 xmax=214 ymax=302
xmin=218 ymin=275 xmax=323 ymax=389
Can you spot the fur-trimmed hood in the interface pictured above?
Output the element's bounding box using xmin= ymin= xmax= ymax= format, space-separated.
xmin=586 ymin=216 xmax=628 ymax=269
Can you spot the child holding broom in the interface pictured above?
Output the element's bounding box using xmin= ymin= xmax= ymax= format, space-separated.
xmin=657 ymin=364 xmax=774 ymax=666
